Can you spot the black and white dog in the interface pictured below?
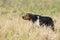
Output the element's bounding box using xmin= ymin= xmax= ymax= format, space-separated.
xmin=22 ymin=13 xmax=54 ymax=31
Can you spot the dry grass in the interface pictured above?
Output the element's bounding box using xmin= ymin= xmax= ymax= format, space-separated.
xmin=0 ymin=11 xmax=60 ymax=40
xmin=0 ymin=0 xmax=60 ymax=40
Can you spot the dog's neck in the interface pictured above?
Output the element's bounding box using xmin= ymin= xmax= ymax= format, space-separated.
xmin=30 ymin=16 xmax=40 ymax=23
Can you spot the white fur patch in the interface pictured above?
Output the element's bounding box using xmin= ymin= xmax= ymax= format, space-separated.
xmin=33 ymin=16 xmax=40 ymax=28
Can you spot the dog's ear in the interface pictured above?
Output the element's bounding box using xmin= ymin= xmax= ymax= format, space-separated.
xmin=29 ymin=13 xmax=34 ymax=18
xmin=26 ymin=13 xmax=33 ymax=17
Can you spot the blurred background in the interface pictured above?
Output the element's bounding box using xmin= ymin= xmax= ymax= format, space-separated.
xmin=0 ymin=0 xmax=60 ymax=40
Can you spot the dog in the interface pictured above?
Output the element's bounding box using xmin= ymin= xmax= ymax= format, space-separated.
xmin=22 ymin=13 xmax=54 ymax=31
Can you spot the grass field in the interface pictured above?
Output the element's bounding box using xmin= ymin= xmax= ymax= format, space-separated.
xmin=0 ymin=0 xmax=60 ymax=40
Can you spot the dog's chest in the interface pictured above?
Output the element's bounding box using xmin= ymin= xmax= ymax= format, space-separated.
xmin=33 ymin=19 xmax=40 ymax=27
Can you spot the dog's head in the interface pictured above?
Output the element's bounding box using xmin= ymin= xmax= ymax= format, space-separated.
xmin=22 ymin=13 xmax=33 ymax=20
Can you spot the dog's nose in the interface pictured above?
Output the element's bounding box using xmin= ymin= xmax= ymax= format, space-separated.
xmin=22 ymin=16 xmax=24 ymax=19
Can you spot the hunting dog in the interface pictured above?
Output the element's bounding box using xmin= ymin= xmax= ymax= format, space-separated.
xmin=22 ymin=13 xmax=54 ymax=31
